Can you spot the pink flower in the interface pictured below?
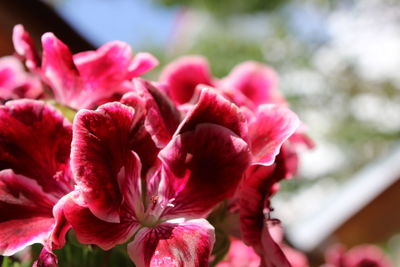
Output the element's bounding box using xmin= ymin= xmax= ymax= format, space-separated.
xmin=159 ymin=56 xmax=284 ymax=111
xmin=13 ymin=25 xmax=159 ymax=110
xmin=323 ymin=244 xmax=392 ymax=267
xmin=216 ymin=238 xmax=261 ymax=267
xmin=0 ymin=100 xmax=73 ymax=256
xmin=0 ymin=56 xmax=42 ymax=101
xmin=61 ymin=87 xmax=251 ymax=266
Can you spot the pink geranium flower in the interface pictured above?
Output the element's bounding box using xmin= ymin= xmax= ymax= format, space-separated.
xmin=0 ymin=100 xmax=73 ymax=256
xmin=61 ymin=88 xmax=252 ymax=266
xmin=13 ymin=25 xmax=158 ymax=110
xmin=0 ymin=56 xmax=43 ymax=102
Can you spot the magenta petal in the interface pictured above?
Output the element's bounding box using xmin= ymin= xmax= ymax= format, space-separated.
xmin=12 ymin=25 xmax=41 ymax=71
xmin=221 ymin=61 xmax=284 ymax=107
xmin=160 ymin=124 xmax=250 ymax=218
xmin=160 ymin=56 xmax=214 ymax=105
xmin=128 ymin=219 xmax=215 ymax=267
xmin=0 ymin=170 xmax=55 ymax=256
xmin=71 ymin=102 xmax=148 ymax=223
xmin=249 ymin=105 xmax=300 ymax=165
xmin=128 ymin=52 xmax=159 ymax=77
xmin=0 ymin=99 xmax=72 ymax=196
xmin=176 ymin=88 xmax=247 ymax=140
xmin=63 ymin=192 xmax=139 ymax=250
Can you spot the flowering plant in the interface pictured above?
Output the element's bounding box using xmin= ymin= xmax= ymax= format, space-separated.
xmin=0 ymin=24 xmax=313 ymax=267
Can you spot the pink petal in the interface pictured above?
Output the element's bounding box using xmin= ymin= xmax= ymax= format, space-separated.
xmin=176 ymin=88 xmax=247 ymax=140
xmin=220 ymin=61 xmax=284 ymax=107
xmin=128 ymin=219 xmax=215 ymax=267
xmin=0 ymin=170 xmax=56 ymax=256
xmin=71 ymin=102 xmax=152 ymax=223
xmin=122 ymin=79 xmax=181 ymax=147
xmin=249 ymin=105 xmax=300 ymax=165
xmin=41 ymin=32 xmax=86 ymax=109
xmin=159 ymin=123 xmax=250 ymax=219
xmin=160 ymin=56 xmax=214 ymax=105
xmin=0 ymin=99 xmax=72 ymax=196
xmin=128 ymin=52 xmax=159 ymax=77
xmin=12 ymin=24 xmax=41 ymax=72
xmin=74 ymin=41 xmax=132 ymax=95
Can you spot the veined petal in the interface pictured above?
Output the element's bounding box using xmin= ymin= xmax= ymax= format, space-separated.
xmin=0 ymin=170 xmax=55 ymax=256
xmin=0 ymin=99 xmax=72 ymax=196
xmin=160 ymin=56 xmax=213 ymax=105
xmin=12 ymin=24 xmax=41 ymax=71
xmin=63 ymin=192 xmax=139 ymax=250
xmin=249 ymin=105 xmax=300 ymax=165
xmin=176 ymin=88 xmax=247 ymax=140
xmin=160 ymin=124 xmax=250 ymax=219
xmin=221 ymin=61 xmax=284 ymax=107
xmin=71 ymin=102 xmax=151 ymax=223
xmin=128 ymin=52 xmax=159 ymax=78
xmin=128 ymin=219 xmax=215 ymax=267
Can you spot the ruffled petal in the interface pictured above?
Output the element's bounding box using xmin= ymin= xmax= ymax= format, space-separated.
xmin=128 ymin=52 xmax=159 ymax=78
xmin=220 ymin=61 xmax=284 ymax=107
xmin=0 ymin=170 xmax=56 ymax=256
xmin=63 ymin=192 xmax=139 ymax=250
xmin=0 ymin=99 xmax=72 ymax=196
xmin=160 ymin=56 xmax=213 ymax=105
xmin=12 ymin=24 xmax=41 ymax=72
xmin=122 ymin=79 xmax=181 ymax=147
xmin=160 ymin=124 xmax=250 ymax=219
xmin=176 ymin=88 xmax=247 ymax=140
xmin=71 ymin=102 xmax=150 ymax=223
xmin=249 ymin=105 xmax=299 ymax=165
xmin=128 ymin=219 xmax=215 ymax=267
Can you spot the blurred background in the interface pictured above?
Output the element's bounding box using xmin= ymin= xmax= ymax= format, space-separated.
xmin=1 ymin=0 xmax=399 ymax=265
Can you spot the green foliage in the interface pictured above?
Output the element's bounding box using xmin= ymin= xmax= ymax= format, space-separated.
xmin=155 ymin=0 xmax=289 ymax=15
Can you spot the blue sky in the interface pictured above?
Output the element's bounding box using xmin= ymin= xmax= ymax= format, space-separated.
xmin=55 ymin=0 xmax=178 ymax=49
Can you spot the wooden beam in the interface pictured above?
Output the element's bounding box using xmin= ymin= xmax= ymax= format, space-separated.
xmin=0 ymin=0 xmax=94 ymax=56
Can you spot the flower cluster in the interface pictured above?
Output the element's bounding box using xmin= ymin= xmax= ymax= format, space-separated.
xmin=1 ymin=25 xmax=311 ymax=267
